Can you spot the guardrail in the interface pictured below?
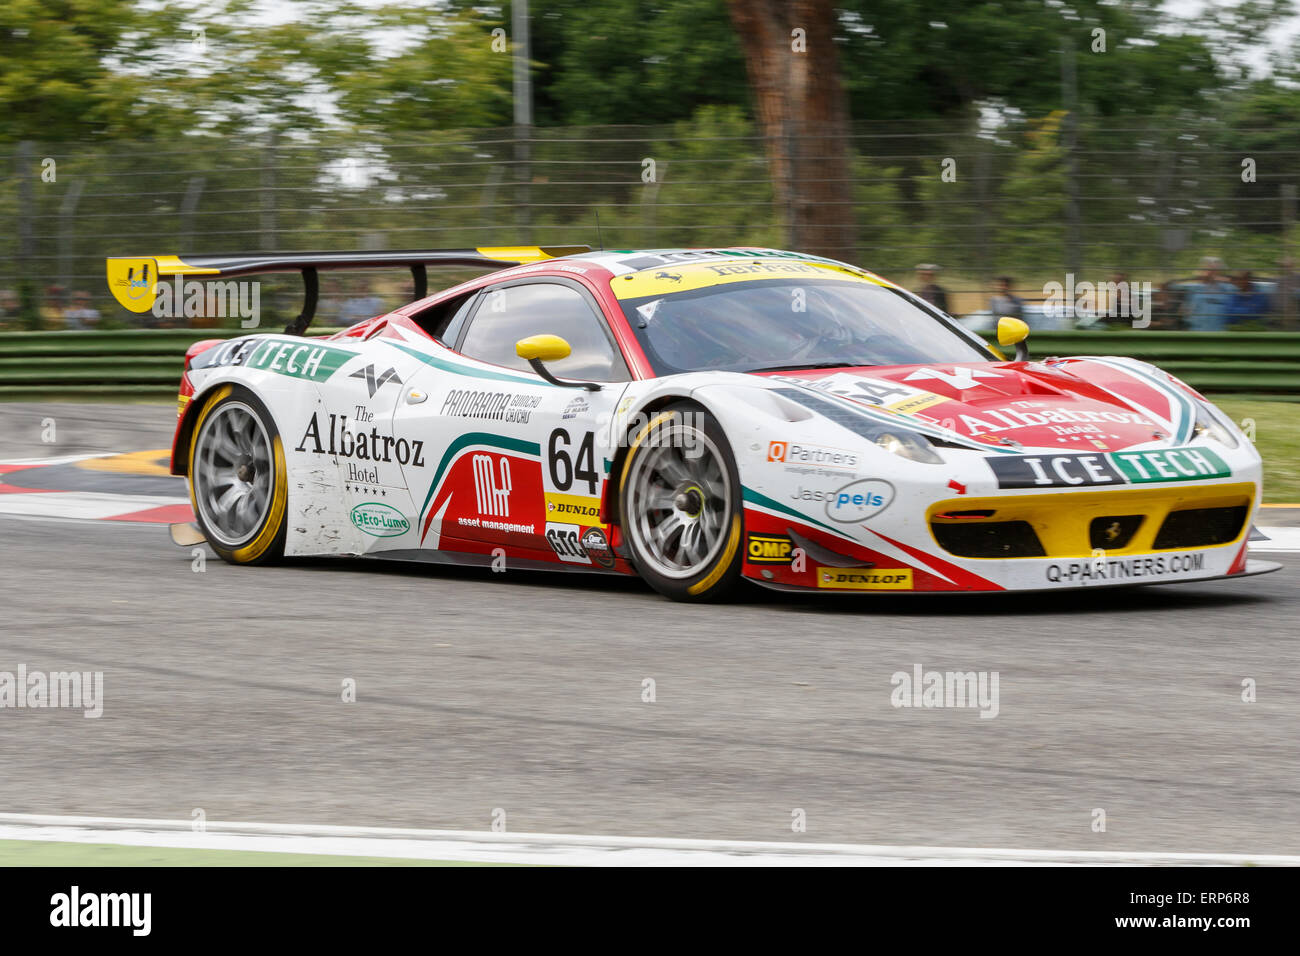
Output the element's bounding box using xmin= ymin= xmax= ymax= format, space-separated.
xmin=0 ymin=329 xmax=1296 ymax=401
xmin=0 ymin=329 xmax=340 ymax=401
xmin=979 ymin=331 xmax=1300 ymax=397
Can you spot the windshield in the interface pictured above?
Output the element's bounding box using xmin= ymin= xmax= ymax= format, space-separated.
xmin=615 ymin=269 xmax=991 ymax=375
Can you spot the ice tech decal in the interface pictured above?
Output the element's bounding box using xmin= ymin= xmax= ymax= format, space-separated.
xmin=987 ymin=446 xmax=1230 ymax=489
xmin=190 ymin=336 xmax=356 ymax=383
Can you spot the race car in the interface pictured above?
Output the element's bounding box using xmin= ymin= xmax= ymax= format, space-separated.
xmin=108 ymin=245 xmax=1279 ymax=601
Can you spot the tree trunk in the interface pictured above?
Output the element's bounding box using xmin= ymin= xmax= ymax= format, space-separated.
xmin=726 ymin=0 xmax=856 ymax=261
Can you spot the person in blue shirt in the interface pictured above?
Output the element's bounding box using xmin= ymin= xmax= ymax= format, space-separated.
xmin=1225 ymin=270 xmax=1272 ymax=327
xmin=1183 ymin=257 xmax=1234 ymax=331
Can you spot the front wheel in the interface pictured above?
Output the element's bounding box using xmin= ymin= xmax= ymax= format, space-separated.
xmin=188 ymin=385 xmax=288 ymax=565
xmin=619 ymin=403 xmax=743 ymax=602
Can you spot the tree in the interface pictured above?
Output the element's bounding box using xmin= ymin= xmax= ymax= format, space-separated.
xmin=725 ymin=0 xmax=855 ymax=259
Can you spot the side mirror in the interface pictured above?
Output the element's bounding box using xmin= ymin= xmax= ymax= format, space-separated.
xmin=515 ymin=334 xmax=601 ymax=391
xmin=996 ymin=316 xmax=1030 ymax=362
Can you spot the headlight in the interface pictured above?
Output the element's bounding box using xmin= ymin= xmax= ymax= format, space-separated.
xmin=869 ymin=427 xmax=944 ymax=464
xmin=1192 ymin=402 xmax=1239 ymax=449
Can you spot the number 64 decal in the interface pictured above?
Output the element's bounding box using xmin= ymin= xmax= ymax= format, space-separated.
xmin=548 ymin=428 xmax=599 ymax=495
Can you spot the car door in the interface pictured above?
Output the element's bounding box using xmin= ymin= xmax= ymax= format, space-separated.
xmin=391 ymin=278 xmax=631 ymax=568
xmin=296 ymin=332 xmax=432 ymax=552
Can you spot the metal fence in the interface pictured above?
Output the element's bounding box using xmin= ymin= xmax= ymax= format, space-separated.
xmin=2 ymin=116 xmax=1298 ymax=331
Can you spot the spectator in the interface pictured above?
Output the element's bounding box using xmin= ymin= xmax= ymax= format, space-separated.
xmin=1225 ymin=271 xmax=1270 ymax=327
xmin=337 ymin=276 xmax=386 ymax=326
xmin=988 ymin=276 xmax=1023 ymax=320
xmin=63 ymin=290 xmax=102 ymax=330
xmin=1274 ymin=257 xmax=1300 ymax=328
xmin=1182 ymin=257 xmax=1234 ymax=331
xmin=0 ymin=288 xmax=18 ymax=327
xmin=914 ymin=263 xmax=950 ymax=314
xmin=41 ymin=285 xmax=68 ymax=329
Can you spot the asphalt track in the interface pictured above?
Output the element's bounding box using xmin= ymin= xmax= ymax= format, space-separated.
xmin=2 ymin=403 xmax=1299 ymax=854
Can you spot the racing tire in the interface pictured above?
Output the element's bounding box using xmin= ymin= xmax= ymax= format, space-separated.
xmin=619 ymin=402 xmax=743 ymax=602
xmin=188 ymin=384 xmax=288 ymax=566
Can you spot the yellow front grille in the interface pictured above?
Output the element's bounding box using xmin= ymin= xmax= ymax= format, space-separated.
xmin=927 ymin=482 xmax=1255 ymax=559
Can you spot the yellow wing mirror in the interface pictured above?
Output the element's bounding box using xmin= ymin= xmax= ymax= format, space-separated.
xmin=996 ymin=316 xmax=1030 ymax=362
xmin=515 ymin=334 xmax=600 ymax=391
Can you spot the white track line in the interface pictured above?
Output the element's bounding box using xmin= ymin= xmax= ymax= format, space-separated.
xmin=0 ymin=491 xmax=188 ymax=520
xmin=1250 ymin=527 xmax=1300 ymax=553
xmin=0 ymin=453 xmax=116 ymax=467
xmin=0 ymin=814 xmax=1296 ymax=866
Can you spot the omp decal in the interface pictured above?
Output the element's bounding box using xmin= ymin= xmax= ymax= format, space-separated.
xmin=746 ymin=533 xmax=795 ymax=564
xmin=190 ymin=337 xmax=355 ymax=383
xmin=816 ymin=567 xmax=914 ymax=590
xmin=350 ymin=502 xmax=410 ymax=537
xmin=987 ymin=446 xmax=1229 ymax=489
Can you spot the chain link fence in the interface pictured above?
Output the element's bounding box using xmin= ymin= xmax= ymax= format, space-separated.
xmin=2 ymin=116 xmax=1297 ymax=332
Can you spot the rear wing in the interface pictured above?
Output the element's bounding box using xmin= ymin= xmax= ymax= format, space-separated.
xmin=106 ymin=245 xmax=590 ymax=335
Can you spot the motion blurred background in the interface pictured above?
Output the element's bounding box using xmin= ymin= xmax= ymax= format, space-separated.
xmin=1 ymin=0 xmax=1298 ymax=331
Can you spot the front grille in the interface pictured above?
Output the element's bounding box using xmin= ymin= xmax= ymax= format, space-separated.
xmin=1153 ymin=506 xmax=1249 ymax=550
xmin=1089 ymin=515 xmax=1144 ymax=550
xmin=931 ymin=520 xmax=1045 ymax=558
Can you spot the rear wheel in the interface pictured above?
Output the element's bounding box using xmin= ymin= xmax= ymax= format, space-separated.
xmin=619 ymin=403 xmax=743 ymax=602
xmin=189 ymin=385 xmax=288 ymax=565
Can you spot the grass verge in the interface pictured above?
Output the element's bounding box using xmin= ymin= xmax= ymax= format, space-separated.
xmin=1214 ymin=399 xmax=1300 ymax=503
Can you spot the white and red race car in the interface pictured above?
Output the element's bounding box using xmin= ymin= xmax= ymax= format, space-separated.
xmin=111 ymin=245 xmax=1277 ymax=601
